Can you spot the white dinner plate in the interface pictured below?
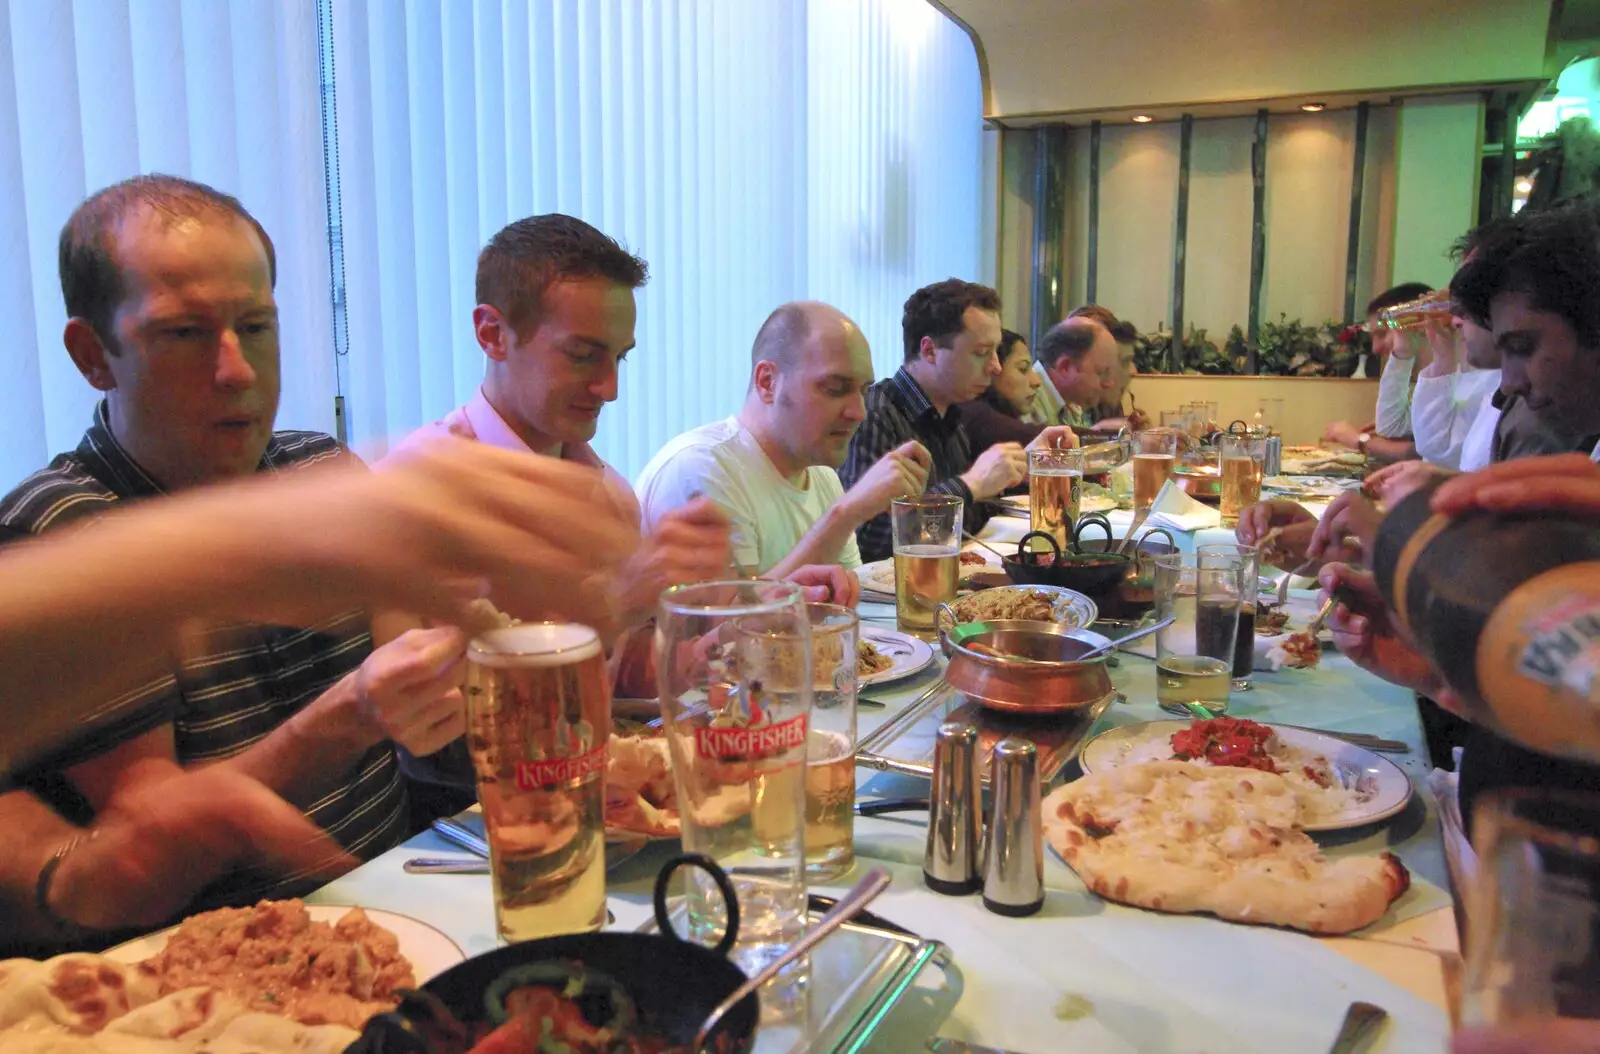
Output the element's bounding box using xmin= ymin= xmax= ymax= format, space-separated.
xmin=1078 ymin=720 xmax=1414 ymax=832
xmin=856 ymin=555 xmax=990 ymax=595
xmin=996 ymin=492 xmax=1119 ymax=517
xmin=858 ymin=626 xmax=935 ymax=688
xmin=105 ymin=904 xmax=466 ymax=984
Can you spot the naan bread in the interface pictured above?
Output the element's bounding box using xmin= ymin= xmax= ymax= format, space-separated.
xmin=0 ymin=955 xmax=355 ymax=1054
xmin=1043 ymin=761 xmax=1409 ymax=934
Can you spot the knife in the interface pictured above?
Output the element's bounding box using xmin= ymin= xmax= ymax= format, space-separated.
xmin=431 ymin=817 xmax=490 ymax=858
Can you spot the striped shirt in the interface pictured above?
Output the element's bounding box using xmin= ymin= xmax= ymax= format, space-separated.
xmin=838 ymin=366 xmax=992 ymax=563
xmin=0 ymin=402 xmax=410 ymax=908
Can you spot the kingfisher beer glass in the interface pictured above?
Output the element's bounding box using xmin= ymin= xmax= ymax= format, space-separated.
xmin=656 ymin=581 xmax=812 ymax=978
xmin=466 ymin=623 xmax=610 ymax=942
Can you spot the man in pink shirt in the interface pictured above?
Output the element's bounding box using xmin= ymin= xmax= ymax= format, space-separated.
xmin=389 ymin=215 xmax=852 ymax=690
xmin=388 ymin=216 xmax=728 ymax=671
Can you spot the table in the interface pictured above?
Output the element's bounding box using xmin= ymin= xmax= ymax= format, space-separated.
xmin=311 ymin=527 xmax=1457 ymax=1053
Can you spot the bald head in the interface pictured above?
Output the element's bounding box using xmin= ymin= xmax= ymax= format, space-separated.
xmin=1040 ymin=317 xmax=1118 ymax=407
xmin=742 ymin=300 xmax=875 ymax=472
xmin=751 ymin=301 xmax=864 ymax=374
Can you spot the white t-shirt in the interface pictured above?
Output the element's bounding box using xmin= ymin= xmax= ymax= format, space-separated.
xmin=1412 ymin=368 xmax=1501 ymax=471
xmin=635 ymin=417 xmax=862 ymax=574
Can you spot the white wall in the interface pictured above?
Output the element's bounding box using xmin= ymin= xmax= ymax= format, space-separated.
xmin=1392 ymin=94 xmax=1485 ymax=290
xmin=999 ymin=107 xmax=1401 ymax=344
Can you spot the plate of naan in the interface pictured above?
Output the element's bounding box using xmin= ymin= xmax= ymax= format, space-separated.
xmin=1044 ymin=759 xmax=1411 ymax=934
xmin=1078 ymin=717 xmax=1412 ymax=831
xmin=0 ymin=899 xmax=462 ymax=1053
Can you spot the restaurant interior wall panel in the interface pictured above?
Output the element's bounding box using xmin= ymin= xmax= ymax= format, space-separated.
xmin=1182 ymin=117 xmax=1254 ymax=342
xmin=1133 ymin=376 xmax=1380 ymax=445
xmin=326 ymin=0 xmax=982 ymax=481
xmin=1260 ymin=110 xmax=1360 ymax=330
xmin=1095 ymin=123 xmax=1181 ymax=334
xmin=1355 ymin=105 xmax=1399 ymax=315
xmin=1061 ymin=124 xmax=1090 ymax=321
xmin=0 ymin=0 xmax=335 ymax=490
xmin=1391 ymin=94 xmax=1485 ymax=292
xmin=996 ymin=128 xmax=1038 ymax=338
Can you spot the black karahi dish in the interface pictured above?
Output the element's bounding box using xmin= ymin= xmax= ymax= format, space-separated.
xmin=1002 ymin=521 xmax=1128 ymax=598
xmin=347 ymin=855 xmax=758 ymax=1054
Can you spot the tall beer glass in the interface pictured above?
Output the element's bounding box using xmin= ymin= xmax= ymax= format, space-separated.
xmin=1028 ymin=447 xmax=1085 ymax=550
xmin=657 ymin=581 xmax=812 ymax=979
xmin=1131 ymin=430 xmax=1179 ymax=510
xmin=801 ymin=603 xmax=859 ymax=881
xmin=1218 ymin=434 xmax=1268 ymax=526
xmin=466 ymin=623 xmax=610 ymax=942
xmin=891 ymin=495 xmax=963 ymax=637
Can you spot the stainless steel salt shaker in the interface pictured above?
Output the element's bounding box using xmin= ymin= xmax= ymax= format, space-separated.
xmin=924 ymin=721 xmax=982 ymax=894
xmin=982 ymin=737 xmax=1044 ymax=916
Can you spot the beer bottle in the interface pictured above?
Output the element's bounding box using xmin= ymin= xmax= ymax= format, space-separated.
xmin=1371 ymin=477 xmax=1600 ymax=762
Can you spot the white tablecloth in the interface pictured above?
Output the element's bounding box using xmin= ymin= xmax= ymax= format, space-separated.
xmin=311 ymin=515 xmax=1456 ymax=1053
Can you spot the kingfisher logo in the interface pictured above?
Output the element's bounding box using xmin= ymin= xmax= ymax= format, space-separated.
xmin=515 ymin=743 xmax=608 ymax=790
xmin=696 ymin=713 xmax=808 ymax=761
xmin=1518 ymin=599 xmax=1600 ymax=689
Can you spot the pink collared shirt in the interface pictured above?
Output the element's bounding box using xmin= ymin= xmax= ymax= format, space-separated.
xmin=387 ymin=388 xmax=641 ymax=527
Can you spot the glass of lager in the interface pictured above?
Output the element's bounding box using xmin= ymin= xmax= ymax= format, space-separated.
xmin=1218 ymin=434 xmax=1268 ymax=527
xmin=801 ymin=603 xmax=859 ymax=881
xmin=890 ymin=495 xmax=963 ymax=637
xmin=1028 ymin=447 xmax=1084 ymax=551
xmin=656 ymin=581 xmax=812 ymax=981
xmin=1131 ymin=430 xmax=1179 ymax=510
xmin=465 ymin=623 xmax=610 ymax=943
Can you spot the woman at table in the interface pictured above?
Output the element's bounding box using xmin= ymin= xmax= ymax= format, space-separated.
xmin=957 ymin=329 xmax=1046 ymax=454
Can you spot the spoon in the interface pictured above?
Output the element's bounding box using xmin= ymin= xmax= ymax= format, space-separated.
xmin=963 ymin=532 xmax=1010 ymax=563
xmin=1073 ymin=616 xmax=1175 ymax=662
xmin=1116 ymin=504 xmax=1155 ymax=555
xmin=1302 ymin=593 xmax=1339 ymax=638
xmin=692 ymin=868 xmax=893 ymax=1052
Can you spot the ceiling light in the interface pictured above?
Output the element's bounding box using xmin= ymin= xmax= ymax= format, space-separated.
xmin=1300 ymin=102 xmax=1327 ymax=113
xmin=1516 ymin=178 xmax=1533 ymax=193
xmin=1131 ymin=114 xmax=1154 ymax=123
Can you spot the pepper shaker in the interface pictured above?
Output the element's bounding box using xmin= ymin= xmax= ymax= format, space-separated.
xmin=924 ymin=721 xmax=982 ymax=894
xmin=982 ymin=737 xmax=1044 ymax=916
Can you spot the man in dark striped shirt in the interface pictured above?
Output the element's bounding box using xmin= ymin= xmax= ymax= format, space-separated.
xmin=839 ymin=279 xmax=1075 ymax=562
xmin=0 ymin=176 xmax=466 ymax=953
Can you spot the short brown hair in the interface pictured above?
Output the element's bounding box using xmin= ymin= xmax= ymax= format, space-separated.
xmin=59 ymin=174 xmax=276 ymax=348
xmin=1067 ymin=303 xmax=1119 ymax=329
xmin=901 ymin=278 xmax=1001 ymax=362
xmin=476 ymin=214 xmax=648 ymax=332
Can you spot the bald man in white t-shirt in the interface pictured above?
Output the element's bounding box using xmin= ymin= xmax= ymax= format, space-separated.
xmin=637 ymin=302 xmax=931 ymax=577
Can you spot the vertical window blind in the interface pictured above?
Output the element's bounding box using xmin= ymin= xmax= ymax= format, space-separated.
xmin=0 ymin=0 xmax=982 ymax=489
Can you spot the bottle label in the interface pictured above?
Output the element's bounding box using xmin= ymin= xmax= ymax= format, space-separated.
xmin=1477 ymin=563 xmax=1600 ymax=756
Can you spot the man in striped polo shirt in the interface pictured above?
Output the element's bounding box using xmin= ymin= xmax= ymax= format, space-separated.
xmin=0 ymin=176 xmax=469 ymax=953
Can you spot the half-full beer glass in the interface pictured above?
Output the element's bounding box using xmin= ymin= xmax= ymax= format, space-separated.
xmin=1218 ymin=434 xmax=1268 ymax=527
xmin=802 ymin=603 xmax=859 ymax=881
xmin=465 ymin=623 xmax=610 ymax=942
xmin=891 ymin=495 xmax=963 ymax=637
xmin=1028 ymin=447 xmax=1085 ymax=550
xmin=656 ymin=581 xmax=812 ymax=978
xmin=1132 ymin=430 xmax=1179 ymax=510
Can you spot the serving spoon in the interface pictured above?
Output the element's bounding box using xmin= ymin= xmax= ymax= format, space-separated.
xmin=692 ymin=867 xmax=893 ymax=1052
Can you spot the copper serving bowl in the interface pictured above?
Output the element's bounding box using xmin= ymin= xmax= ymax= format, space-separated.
xmin=1173 ymin=465 xmax=1222 ymax=503
xmin=941 ymin=619 xmax=1116 ymax=715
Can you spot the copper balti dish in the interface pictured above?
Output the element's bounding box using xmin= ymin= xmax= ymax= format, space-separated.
xmin=940 ymin=619 xmax=1116 ymax=715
